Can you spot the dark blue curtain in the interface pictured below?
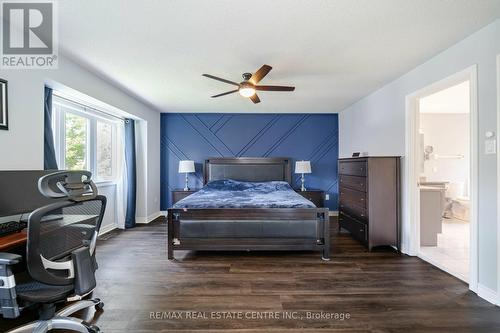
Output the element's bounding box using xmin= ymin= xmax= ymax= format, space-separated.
xmin=43 ymin=87 xmax=58 ymax=170
xmin=124 ymin=118 xmax=137 ymax=228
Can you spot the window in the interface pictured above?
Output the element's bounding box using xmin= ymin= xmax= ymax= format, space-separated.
xmin=96 ymin=121 xmax=113 ymax=179
xmin=52 ymin=95 xmax=121 ymax=182
xmin=64 ymin=112 xmax=88 ymax=170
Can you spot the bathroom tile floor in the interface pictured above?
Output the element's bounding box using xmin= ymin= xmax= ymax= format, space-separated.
xmin=420 ymin=218 xmax=470 ymax=282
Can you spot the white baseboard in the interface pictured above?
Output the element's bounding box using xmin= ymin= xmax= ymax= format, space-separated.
xmin=99 ymin=223 xmax=118 ymax=235
xmin=477 ymin=284 xmax=499 ymax=306
xmin=136 ymin=211 xmax=163 ymax=224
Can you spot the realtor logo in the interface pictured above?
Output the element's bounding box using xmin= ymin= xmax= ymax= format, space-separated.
xmin=1 ymin=0 xmax=58 ymax=68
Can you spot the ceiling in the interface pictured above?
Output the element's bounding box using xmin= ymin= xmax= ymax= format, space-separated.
xmin=57 ymin=0 xmax=500 ymax=113
xmin=419 ymin=81 xmax=470 ymax=114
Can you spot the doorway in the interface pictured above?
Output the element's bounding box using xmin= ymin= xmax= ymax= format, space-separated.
xmin=405 ymin=66 xmax=478 ymax=289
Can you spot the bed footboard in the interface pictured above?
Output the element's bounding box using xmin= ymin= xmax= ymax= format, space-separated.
xmin=166 ymin=208 xmax=330 ymax=260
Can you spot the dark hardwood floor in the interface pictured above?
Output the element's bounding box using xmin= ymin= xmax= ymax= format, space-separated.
xmin=2 ymin=217 xmax=500 ymax=332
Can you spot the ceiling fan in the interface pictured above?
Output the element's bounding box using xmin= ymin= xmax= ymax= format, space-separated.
xmin=202 ymin=64 xmax=295 ymax=104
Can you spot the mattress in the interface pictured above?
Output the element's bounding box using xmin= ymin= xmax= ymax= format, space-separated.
xmin=172 ymin=179 xmax=316 ymax=209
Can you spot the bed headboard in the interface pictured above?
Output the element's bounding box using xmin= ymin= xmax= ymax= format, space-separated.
xmin=203 ymin=157 xmax=292 ymax=185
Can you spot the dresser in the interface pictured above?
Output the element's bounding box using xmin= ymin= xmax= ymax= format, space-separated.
xmin=294 ymin=189 xmax=325 ymax=207
xmin=338 ymin=157 xmax=400 ymax=251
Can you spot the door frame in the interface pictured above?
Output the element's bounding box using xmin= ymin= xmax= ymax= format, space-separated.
xmin=404 ymin=65 xmax=478 ymax=291
xmin=497 ymin=54 xmax=500 ymax=305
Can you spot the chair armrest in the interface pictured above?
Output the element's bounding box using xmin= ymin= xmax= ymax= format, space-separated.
xmin=0 ymin=253 xmax=22 ymax=266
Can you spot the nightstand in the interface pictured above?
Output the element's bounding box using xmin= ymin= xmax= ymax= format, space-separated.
xmin=171 ymin=189 xmax=199 ymax=205
xmin=294 ymin=189 xmax=325 ymax=207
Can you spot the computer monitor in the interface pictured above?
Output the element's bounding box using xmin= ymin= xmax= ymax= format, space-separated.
xmin=0 ymin=170 xmax=62 ymax=218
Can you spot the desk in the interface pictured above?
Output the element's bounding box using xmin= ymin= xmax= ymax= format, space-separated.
xmin=0 ymin=230 xmax=27 ymax=251
xmin=0 ymin=215 xmax=98 ymax=252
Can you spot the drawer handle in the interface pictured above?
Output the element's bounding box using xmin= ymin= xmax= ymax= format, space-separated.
xmin=360 ymin=198 xmax=364 ymax=201
xmin=359 ymin=229 xmax=363 ymax=232
xmin=360 ymin=183 xmax=364 ymax=186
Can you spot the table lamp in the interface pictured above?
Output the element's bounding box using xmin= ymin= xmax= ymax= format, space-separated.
xmin=178 ymin=160 xmax=195 ymax=191
xmin=295 ymin=160 xmax=311 ymax=191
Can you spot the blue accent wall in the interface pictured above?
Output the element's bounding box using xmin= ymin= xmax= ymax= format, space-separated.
xmin=161 ymin=113 xmax=338 ymax=210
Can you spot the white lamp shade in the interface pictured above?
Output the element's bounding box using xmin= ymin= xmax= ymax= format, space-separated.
xmin=178 ymin=160 xmax=195 ymax=173
xmin=295 ymin=160 xmax=311 ymax=174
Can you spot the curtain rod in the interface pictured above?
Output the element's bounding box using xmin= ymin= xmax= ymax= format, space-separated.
xmin=52 ymin=93 xmax=126 ymax=121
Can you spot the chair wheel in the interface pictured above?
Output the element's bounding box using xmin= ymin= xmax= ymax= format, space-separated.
xmin=87 ymin=325 xmax=101 ymax=333
xmin=95 ymin=301 xmax=104 ymax=310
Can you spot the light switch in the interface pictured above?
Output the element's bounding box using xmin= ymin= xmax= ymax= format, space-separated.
xmin=485 ymin=139 xmax=496 ymax=154
xmin=325 ymin=194 xmax=330 ymax=200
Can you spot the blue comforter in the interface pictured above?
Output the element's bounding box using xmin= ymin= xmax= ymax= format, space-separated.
xmin=173 ymin=179 xmax=316 ymax=208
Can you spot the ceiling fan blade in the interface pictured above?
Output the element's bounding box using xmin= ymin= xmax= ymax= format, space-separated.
xmin=256 ymin=85 xmax=295 ymax=91
xmin=211 ymin=89 xmax=239 ymax=98
xmin=202 ymin=74 xmax=240 ymax=86
xmin=249 ymin=65 xmax=272 ymax=84
xmin=249 ymin=94 xmax=261 ymax=104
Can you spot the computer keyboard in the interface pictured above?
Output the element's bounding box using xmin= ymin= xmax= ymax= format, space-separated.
xmin=0 ymin=221 xmax=27 ymax=237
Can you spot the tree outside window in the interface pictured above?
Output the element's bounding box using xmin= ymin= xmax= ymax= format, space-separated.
xmin=65 ymin=112 xmax=87 ymax=170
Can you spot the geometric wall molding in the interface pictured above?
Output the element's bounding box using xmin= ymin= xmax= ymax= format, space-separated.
xmin=161 ymin=113 xmax=338 ymax=210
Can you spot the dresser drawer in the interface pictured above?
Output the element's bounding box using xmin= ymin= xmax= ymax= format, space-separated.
xmin=339 ymin=201 xmax=368 ymax=222
xmin=339 ymin=161 xmax=367 ymax=177
xmin=339 ymin=213 xmax=367 ymax=244
xmin=339 ymin=187 xmax=367 ymax=208
xmin=339 ymin=175 xmax=367 ymax=192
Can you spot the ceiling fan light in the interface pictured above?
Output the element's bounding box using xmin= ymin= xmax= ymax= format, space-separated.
xmin=239 ymin=87 xmax=256 ymax=98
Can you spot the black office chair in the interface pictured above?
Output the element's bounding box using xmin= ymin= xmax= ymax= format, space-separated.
xmin=0 ymin=171 xmax=106 ymax=333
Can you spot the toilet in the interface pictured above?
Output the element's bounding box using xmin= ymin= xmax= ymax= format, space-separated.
xmin=446 ymin=182 xmax=469 ymax=221
xmin=451 ymin=196 xmax=470 ymax=221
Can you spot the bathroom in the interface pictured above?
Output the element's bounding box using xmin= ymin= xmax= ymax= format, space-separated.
xmin=418 ymin=80 xmax=471 ymax=282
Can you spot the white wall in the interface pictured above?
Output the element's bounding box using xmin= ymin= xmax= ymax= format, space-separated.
xmin=420 ymin=113 xmax=470 ymax=197
xmin=0 ymin=54 xmax=161 ymax=222
xmin=135 ymin=119 xmax=150 ymax=222
xmin=98 ymin=183 xmax=117 ymax=233
xmin=340 ymin=19 xmax=500 ymax=292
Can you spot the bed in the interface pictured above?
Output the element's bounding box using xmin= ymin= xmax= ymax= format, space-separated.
xmin=166 ymin=157 xmax=330 ymax=260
